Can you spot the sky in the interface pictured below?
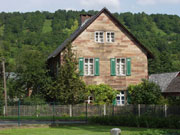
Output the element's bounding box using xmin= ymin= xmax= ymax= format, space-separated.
xmin=0 ymin=0 xmax=180 ymax=16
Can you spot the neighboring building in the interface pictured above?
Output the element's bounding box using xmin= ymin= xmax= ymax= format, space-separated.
xmin=149 ymin=72 xmax=180 ymax=97
xmin=47 ymin=8 xmax=153 ymax=105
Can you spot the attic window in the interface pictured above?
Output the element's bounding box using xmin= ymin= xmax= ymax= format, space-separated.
xmin=95 ymin=31 xmax=104 ymax=43
xmin=106 ymin=32 xmax=115 ymax=42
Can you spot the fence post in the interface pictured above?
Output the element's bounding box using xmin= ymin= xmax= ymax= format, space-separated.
xmin=3 ymin=106 xmax=5 ymax=117
xmin=138 ymin=104 xmax=141 ymax=117
xmin=69 ymin=104 xmax=72 ymax=117
xmin=112 ymin=104 xmax=115 ymax=116
xmin=18 ymin=100 xmax=20 ymax=126
xmin=36 ymin=105 xmax=39 ymax=117
xmin=86 ymin=102 xmax=88 ymax=123
xmin=164 ymin=104 xmax=167 ymax=117
xmin=104 ymin=104 xmax=106 ymax=116
xmin=52 ymin=102 xmax=55 ymax=123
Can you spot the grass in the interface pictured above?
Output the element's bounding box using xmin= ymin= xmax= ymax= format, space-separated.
xmin=151 ymin=22 xmax=167 ymax=36
xmin=42 ymin=19 xmax=52 ymax=33
xmin=0 ymin=125 xmax=179 ymax=135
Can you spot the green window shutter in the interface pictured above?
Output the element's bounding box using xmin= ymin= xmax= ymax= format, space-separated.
xmin=110 ymin=58 xmax=116 ymax=76
xmin=94 ymin=58 xmax=100 ymax=76
xmin=79 ymin=58 xmax=84 ymax=76
xmin=112 ymin=98 xmax=117 ymax=105
xmin=126 ymin=58 xmax=131 ymax=76
xmin=126 ymin=91 xmax=131 ymax=104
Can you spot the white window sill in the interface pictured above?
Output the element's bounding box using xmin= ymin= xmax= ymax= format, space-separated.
xmin=95 ymin=42 xmax=104 ymax=44
xmin=116 ymin=74 xmax=126 ymax=76
xmin=84 ymin=75 xmax=95 ymax=76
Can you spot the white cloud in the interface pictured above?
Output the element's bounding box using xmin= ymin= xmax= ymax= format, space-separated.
xmin=137 ymin=0 xmax=180 ymax=5
xmin=80 ymin=0 xmax=120 ymax=12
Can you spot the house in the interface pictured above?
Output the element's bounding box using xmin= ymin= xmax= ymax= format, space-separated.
xmin=149 ymin=72 xmax=180 ymax=97
xmin=47 ymin=8 xmax=153 ymax=105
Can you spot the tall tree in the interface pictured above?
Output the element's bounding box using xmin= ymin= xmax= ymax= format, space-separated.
xmin=48 ymin=43 xmax=86 ymax=104
xmin=9 ymin=46 xmax=51 ymax=99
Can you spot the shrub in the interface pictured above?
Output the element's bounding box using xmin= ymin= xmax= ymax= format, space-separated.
xmin=86 ymin=84 xmax=118 ymax=104
xmin=22 ymin=96 xmax=46 ymax=105
xmin=88 ymin=115 xmax=180 ymax=129
xmin=128 ymin=79 xmax=162 ymax=104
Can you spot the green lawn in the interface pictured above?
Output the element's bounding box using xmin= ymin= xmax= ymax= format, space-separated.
xmin=0 ymin=125 xmax=179 ymax=135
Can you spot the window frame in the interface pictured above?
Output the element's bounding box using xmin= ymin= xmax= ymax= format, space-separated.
xmin=94 ymin=31 xmax=104 ymax=43
xmin=116 ymin=91 xmax=125 ymax=106
xmin=84 ymin=58 xmax=94 ymax=76
xmin=87 ymin=96 xmax=93 ymax=104
xmin=116 ymin=58 xmax=126 ymax=76
xmin=106 ymin=32 xmax=115 ymax=43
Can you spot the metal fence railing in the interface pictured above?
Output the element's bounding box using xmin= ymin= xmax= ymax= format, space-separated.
xmin=1 ymin=103 xmax=180 ymax=117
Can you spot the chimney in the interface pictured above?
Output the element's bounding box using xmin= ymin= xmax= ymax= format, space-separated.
xmin=80 ymin=14 xmax=92 ymax=25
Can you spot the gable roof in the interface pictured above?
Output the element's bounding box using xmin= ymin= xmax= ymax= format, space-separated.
xmin=165 ymin=76 xmax=180 ymax=93
xmin=47 ymin=7 xmax=153 ymax=60
xmin=149 ymin=72 xmax=180 ymax=93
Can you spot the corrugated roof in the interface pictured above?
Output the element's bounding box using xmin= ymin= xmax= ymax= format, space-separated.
xmin=47 ymin=7 xmax=154 ymax=60
xmin=149 ymin=72 xmax=180 ymax=92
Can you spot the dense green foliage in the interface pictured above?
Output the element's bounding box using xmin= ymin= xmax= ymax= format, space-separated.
xmin=0 ymin=54 xmax=4 ymax=107
xmin=8 ymin=46 xmax=51 ymax=100
xmin=48 ymin=44 xmax=86 ymax=104
xmin=127 ymin=79 xmax=162 ymax=104
xmin=167 ymin=96 xmax=180 ymax=105
xmin=89 ymin=115 xmax=180 ymax=129
xmin=86 ymin=84 xmax=118 ymax=104
xmin=0 ymin=71 xmax=3 ymax=113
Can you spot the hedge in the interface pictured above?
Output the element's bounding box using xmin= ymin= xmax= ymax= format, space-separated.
xmin=88 ymin=115 xmax=180 ymax=129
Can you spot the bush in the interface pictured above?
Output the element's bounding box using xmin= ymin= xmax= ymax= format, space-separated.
xmin=128 ymin=79 xmax=162 ymax=104
xmin=22 ymin=96 xmax=46 ymax=105
xmin=88 ymin=115 xmax=180 ymax=129
xmin=86 ymin=84 xmax=118 ymax=104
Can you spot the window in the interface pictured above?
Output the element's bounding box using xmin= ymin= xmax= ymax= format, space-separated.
xmin=84 ymin=58 xmax=94 ymax=76
xmin=116 ymin=91 xmax=125 ymax=106
xmin=87 ymin=96 xmax=93 ymax=104
xmin=79 ymin=58 xmax=99 ymax=76
xmin=95 ymin=31 xmax=104 ymax=43
xmin=106 ymin=32 xmax=115 ymax=42
xmin=111 ymin=58 xmax=131 ymax=76
xmin=116 ymin=58 xmax=126 ymax=76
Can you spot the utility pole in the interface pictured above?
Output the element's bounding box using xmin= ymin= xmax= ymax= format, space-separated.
xmin=2 ymin=58 xmax=7 ymax=116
